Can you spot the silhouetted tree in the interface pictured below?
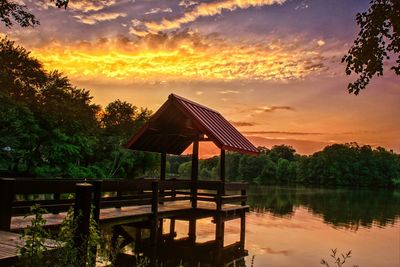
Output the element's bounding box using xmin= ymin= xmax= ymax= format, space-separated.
xmin=0 ymin=0 xmax=69 ymax=28
xmin=343 ymin=0 xmax=400 ymax=94
xmin=0 ymin=0 xmax=39 ymax=27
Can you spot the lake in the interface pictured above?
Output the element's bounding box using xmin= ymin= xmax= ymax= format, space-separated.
xmin=173 ymin=186 xmax=400 ymax=267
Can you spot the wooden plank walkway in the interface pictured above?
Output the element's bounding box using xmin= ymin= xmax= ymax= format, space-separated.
xmin=0 ymin=231 xmax=58 ymax=267
xmin=11 ymin=201 xmax=249 ymax=231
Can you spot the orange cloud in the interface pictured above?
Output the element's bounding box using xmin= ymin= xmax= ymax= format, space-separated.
xmin=30 ymin=32 xmax=327 ymax=82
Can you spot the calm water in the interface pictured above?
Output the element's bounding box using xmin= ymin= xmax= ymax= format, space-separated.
xmin=175 ymin=186 xmax=400 ymax=267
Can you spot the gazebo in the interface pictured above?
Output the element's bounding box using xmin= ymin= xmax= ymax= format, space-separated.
xmin=126 ymin=93 xmax=259 ymax=185
xmin=126 ymin=94 xmax=259 ymax=263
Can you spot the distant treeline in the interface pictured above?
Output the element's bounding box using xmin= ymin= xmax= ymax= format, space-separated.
xmin=170 ymin=143 xmax=400 ymax=187
xmin=1 ymin=38 xmax=399 ymax=187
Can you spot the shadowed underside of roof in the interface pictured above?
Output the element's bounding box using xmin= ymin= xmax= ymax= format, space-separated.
xmin=126 ymin=94 xmax=259 ymax=155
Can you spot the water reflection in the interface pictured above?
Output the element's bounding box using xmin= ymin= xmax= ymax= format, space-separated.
xmin=110 ymin=186 xmax=400 ymax=267
xmin=248 ymin=186 xmax=400 ymax=229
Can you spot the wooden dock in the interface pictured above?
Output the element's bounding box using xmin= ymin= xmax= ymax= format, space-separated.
xmin=0 ymin=231 xmax=58 ymax=267
xmin=0 ymin=178 xmax=249 ymax=266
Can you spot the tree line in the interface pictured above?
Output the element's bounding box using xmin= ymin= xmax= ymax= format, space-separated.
xmin=0 ymin=37 xmax=159 ymax=178
xmin=169 ymin=143 xmax=400 ymax=187
xmin=1 ymin=37 xmax=399 ymax=187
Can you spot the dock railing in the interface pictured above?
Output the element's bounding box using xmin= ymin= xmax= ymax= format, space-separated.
xmin=0 ymin=177 xmax=248 ymax=231
xmin=0 ymin=177 xmax=248 ymax=266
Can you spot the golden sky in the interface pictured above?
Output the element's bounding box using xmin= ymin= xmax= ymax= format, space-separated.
xmin=2 ymin=0 xmax=399 ymax=154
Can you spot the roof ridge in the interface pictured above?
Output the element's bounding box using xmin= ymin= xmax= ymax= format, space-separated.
xmin=169 ymin=93 xmax=220 ymax=114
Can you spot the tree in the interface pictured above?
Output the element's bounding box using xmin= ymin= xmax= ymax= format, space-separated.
xmin=343 ymin=0 xmax=400 ymax=94
xmin=0 ymin=37 xmax=47 ymax=105
xmin=268 ymin=145 xmax=296 ymax=163
xmin=0 ymin=0 xmax=68 ymax=28
xmin=0 ymin=0 xmax=39 ymax=27
xmin=0 ymin=92 xmax=40 ymax=173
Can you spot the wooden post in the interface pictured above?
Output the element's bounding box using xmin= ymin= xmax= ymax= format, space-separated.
xmin=160 ymin=152 xmax=166 ymax=180
xmin=150 ymin=180 xmax=159 ymax=267
xmin=53 ymin=193 xmax=60 ymax=214
xmin=191 ymin=139 xmax=199 ymax=208
xmin=240 ymin=210 xmax=246 ymax=250
xmin=0 ymin=178 xmax=15 ymax=231
xmin=189 ymin=139 xmax=199 ymax=243
xmin=160 ymin=152 xmax=166 ymax=205
xmin=115 ymin=190 xmax=122 ymax=209
xmin=169 ymin=218 xmax=176 ymax=238
xmin=215 ymin=182 xmax=224 ymax=265
xmin=73 ymin=183 xmax=93 ymax=267
xmin=240 ymin=188 xmax=246 ymax=250
xmin=90 ymin=180 xmax=102 ymax=264
xmin=220 ymin=149 xmax=226 ymax=195
xmin=91 ymin=180 xmax=102 ymax=224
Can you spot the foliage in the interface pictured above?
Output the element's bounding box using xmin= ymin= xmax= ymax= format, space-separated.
xmin=0 ymin=37 xmax=159 ymax=179
xmin=343 ymin=0 xmax=400 ymax=94
xmin=1 ymin=38 xmax=399 ymax=187
xmin=18 ymin=205 xmax=102 ymax=267
xmin=247 ymin=185 xmax=400 ymax=228
xmin=0 ymin=0 xmax=39 ymax=27
xmin=18 ymin=205 xmax=50 ymax=266
xmin=0 ymin=0 xmax=72 ymax=28
xmin=321 ymin=249 xmax=358 ymax=267
xmin=172 ymin=143 xmax=399 ymax=188
xmin=54 ymin=207 xmax=101 ymax=267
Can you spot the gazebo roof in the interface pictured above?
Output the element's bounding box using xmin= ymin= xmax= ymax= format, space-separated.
xmin=126 ymin=94 xmax=259 ymax=155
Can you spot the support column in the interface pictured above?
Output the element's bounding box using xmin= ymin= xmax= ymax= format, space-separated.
xmin=150 ymin=181 xmax=159 ymax=267
xmin=189 ymin=139 xmax=199 ymax=243
xmin=160 ymin=152 xmax=166 ymax=180
xmin=220 ymin=149 xmax=226 ymax=195
xmin=240 ymin=210 xmax=246 ymax=250
xmin=160 ymin=152 xmax=166 ymax=206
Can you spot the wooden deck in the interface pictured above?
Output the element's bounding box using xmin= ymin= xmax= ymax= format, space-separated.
xmin=0 ymin=231 xmax=58 ymax=267
xmin=1 ymin=178 xmax=249 ymax=266
xmin=11 ymin=201 xmax=249 ymax=230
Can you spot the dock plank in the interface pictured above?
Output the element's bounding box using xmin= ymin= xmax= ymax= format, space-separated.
xmin=0 ymin=231 xmax=58 ymax=266
xmin=11 ymin=201 xmax=247 ymax=230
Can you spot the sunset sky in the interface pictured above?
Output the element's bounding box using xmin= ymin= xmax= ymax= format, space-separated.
xmin=2 ymin=0 xmax=399 ymax=155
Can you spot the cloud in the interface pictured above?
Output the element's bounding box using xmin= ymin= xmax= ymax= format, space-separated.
xmin=252 ymin=106 xmax=294 ymax=113
xmin=243 ymin=131 xmax=323 ymax=135
xmin=145 ymin=8 xmax=173 ymax=15
xmin=230 ymin=121 xmax=258 ymax=127
xmin=68 ymin=0 xmax=117 ymax=13
xmin=179 ymin=0 xmax=199 ymax=8
xmin=129 ymin=19 xmax=149 ymax=37
xmin=219 ymin=90 xmax=239 ymax=94
xmin=30 ymin=31 xmax=328 ymax=82
xmin=317 ymin=39 xmax=325 ymax=46
xmin=144 ymin=0 xmax=286 ymax=33
xmin=74 ymin=12 xmax=127 ymax=25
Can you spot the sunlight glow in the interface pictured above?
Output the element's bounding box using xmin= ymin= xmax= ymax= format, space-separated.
xmin=31 ymin=33 xmax=325 ymax=82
